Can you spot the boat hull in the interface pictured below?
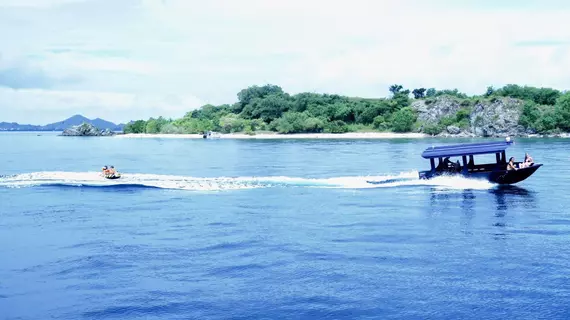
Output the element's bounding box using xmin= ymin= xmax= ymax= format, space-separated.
xmin=418 ymin=164 xmax=542 ymax=185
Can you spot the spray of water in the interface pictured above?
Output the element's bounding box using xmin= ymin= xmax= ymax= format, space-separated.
xmin=0 ymin=171 xmax=496 ymax=191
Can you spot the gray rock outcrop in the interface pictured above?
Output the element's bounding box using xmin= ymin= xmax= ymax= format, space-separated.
xmin=61 ymin=122 xmax=115 ymax=136
xmin=412 ymin=96 xmax=527 ymax=137
xmin=470 ymin=98 xmax=524 ymax=137
xmin=446 ymin=125 xmax=461 ymax=135
xmin=414 ymin=96 xmax=462 ymax=125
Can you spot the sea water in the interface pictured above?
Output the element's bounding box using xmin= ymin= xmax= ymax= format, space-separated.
xmin=0 ymin=132 xmax=569 ymax=319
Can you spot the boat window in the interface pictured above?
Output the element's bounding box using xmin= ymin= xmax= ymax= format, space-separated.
xmin=435 ymin=156 xmax=462 ymax=171
xmin=471 ymin=153 xmax=497 ymax=165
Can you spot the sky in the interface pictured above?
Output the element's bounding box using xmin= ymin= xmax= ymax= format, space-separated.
xmin=1 ymin=0 xmax=570 ymax=124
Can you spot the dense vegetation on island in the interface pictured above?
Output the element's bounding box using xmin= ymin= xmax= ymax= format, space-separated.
xmin=123 ymin=84 xmax=570 ymax=135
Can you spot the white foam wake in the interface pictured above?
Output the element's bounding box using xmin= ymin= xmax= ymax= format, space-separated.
xmin=0 ymin=171 xmax=495 ymax=191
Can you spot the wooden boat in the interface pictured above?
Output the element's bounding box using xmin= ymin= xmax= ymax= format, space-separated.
xmin=417 ymin=138 xmax=542 ymax=184
xmin=202 ymin=131 xmax=221 ymax=139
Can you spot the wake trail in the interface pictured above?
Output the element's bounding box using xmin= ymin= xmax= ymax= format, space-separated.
xmin=0 ymin=171 xmax=496 ymax=191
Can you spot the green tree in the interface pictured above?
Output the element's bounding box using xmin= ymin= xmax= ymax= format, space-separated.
xmin=518 ymin=101 xmax=541 ymax=130
xmin=324 ymin=120 xmax=349 ymax=133
xmin=272 ymin=112 xmax=324 ymax=134
xmin=412 ymin=88 xmax=426 ymax=99
xmin=303 ymin=117 xmax=325 ymax=133
xmin=355 ymin=101 xmax=391 ymax=124
xmin=291 ymin=92 xmax=326 ymax=113
xmin=535 ymin=111 xmax=558 ymax=132
xmin=391 ymin=92 xmax=411 ymax=111
xmin=240 ymin=93 xmax=293 ymax=122
xmin=123 ymin=120 xmax=146 ymax=133
xmin=145 ymin=118 xmax=159 ymax=133
xmin=235 ymin=84 xmax=284 ymax=113
xmin=145 ymin=116 xmax=170 ymax=134
xmin=391 ymin=107 xmax=416 ymax=132
xmin=495 ymin=84 xmax=561 ymax=106
xmin=389 ymin=84 xmax=403 ymax=95
xmin=435 ymin=88 xmax=468 ymax=99
xmin=535 ymin=87 xmax=561 ymax=106
xmin=159 ymin=123 xmax=184 ymax=134
xmin=425 ymin=88 xmax=436 ymax=97
xmin=422 ymin=123 xmax=443 ymax=135
xmin=219 ymin=114 xmax=246 ymax=133
xmin=373 ymin=115 xmax=389 ymax=131
xmin=191 ymin=104 xmax=230 ymax=120
xmin=555 ymin=92 xmax=570 ymax=130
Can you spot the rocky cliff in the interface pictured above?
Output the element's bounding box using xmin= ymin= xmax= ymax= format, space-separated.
xmin=412 ymin=96 xmax=529 ymax=137
xmin=61 ymin=122 xmax=115 ymax=136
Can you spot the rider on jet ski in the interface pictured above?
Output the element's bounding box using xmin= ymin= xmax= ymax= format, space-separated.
xmin=101 ymin=165 xmax=118 ymax=177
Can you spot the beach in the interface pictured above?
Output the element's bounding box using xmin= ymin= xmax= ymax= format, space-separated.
xmin=116 ymin=132 xmax=428 ymax=139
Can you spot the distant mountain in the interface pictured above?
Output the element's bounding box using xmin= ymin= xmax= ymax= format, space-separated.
xmin=0 ymin=115 xmax=125 ymax=131
xmin=0 ymin=122 xmax=39 ymax=131
xmin=41 ymin=115 xmax=123 ymax=131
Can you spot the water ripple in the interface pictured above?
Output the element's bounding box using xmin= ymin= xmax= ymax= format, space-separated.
xmin=83 ymin=301 xmax=217 ymax=319
xmin=1 ymin=136 xmax=568 ymax=319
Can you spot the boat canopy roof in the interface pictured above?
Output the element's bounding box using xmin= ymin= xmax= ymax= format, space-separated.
xmin=421 ymin=139 xmax=513 ymax=159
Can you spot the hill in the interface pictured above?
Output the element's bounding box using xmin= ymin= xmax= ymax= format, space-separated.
xmin=122 ymin=83 xmax=570 ymax=137
xmin=0 ymin=115 xmax=125 ymax=131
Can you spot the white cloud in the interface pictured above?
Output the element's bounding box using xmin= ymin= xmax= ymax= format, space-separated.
xmin=1 ymin=0 xmax=570 ymax=123
xmin=0 ymin=0 xmax=86 ymax=7
xmin=0 ymin=87 xmax=203 ymax=124
xmin=135 ymin=0 xmax=570 ymax=95
xmin=37 ymin=51 xmax=162 ymax=75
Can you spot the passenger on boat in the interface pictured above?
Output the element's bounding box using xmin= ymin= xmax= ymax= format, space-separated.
xmin=107 ymin=166 xmax=116 ymax=175
xmin=507 ymin=157 xmax=518 ymax=171
xmin=520 ymin=153 xmax=534 ymax=168
xmin=443 ymin=157 xmax=452 ymax=168
xmin=454 ymin=160 xmax=461 ymax=172
xmin=102 ymin=166 xmax=109 ymax=175
xmin=436 ymin=157 xmax=450 ymax=171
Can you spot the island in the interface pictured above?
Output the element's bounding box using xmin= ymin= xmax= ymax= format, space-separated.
xmin=121 ymin=84 xmax=570 ymax=138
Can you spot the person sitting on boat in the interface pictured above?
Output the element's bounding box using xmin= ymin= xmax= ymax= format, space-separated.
xmin=518 ymin=153 xmax=532 ymax=168
xmin=102 ymin=166 xmax=109 ymax=175
xmin=507 ymin=157 xmax=518 ymax=171
xmin=522 ymin=153 xmax=534 ymax=168
xmin=454 ymin=160 xmax=462 ymax=172
xmin=439 ymin=157 xmax=452 ymax=170
xmin=107 ymin=166 xmax=117 ymax=175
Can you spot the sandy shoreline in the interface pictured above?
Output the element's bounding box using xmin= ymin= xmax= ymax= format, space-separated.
xmin=116 ymin=132 xmax=429 ymax=139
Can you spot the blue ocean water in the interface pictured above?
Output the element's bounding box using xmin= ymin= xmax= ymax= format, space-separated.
xmin=1 ymin=132 xmax=569 ymax=319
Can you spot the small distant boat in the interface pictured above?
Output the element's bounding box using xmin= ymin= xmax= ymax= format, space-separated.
xmin=202 ymin=131 xmax=221 ymax=139
xmin=416 ymin=137 xmax=542 ymax=184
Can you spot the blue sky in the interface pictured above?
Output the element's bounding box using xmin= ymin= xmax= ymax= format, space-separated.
xmin=1 ymin=0 xmax=569 ymax=124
